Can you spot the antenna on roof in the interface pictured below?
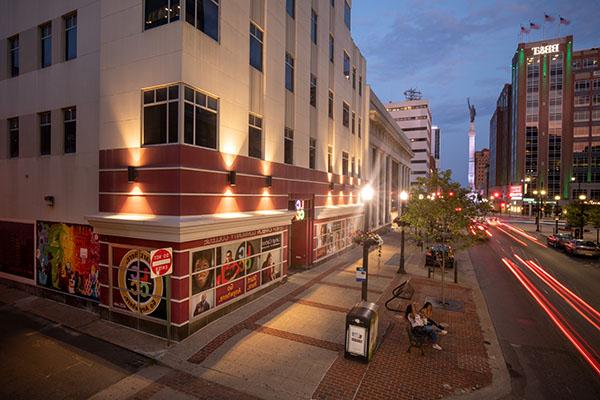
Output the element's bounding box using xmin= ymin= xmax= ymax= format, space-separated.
xmin=404 ymin=88 xmax=422 ymax=100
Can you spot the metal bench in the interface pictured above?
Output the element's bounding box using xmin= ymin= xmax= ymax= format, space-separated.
xmin=406 ymin=324 xmax=427 ymax=355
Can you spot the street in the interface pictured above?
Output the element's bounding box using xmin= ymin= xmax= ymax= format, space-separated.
xmin=470 ymin=216 xmax=600 ymax=399
xmin=0 ymin=302 xmax=152 ymax=400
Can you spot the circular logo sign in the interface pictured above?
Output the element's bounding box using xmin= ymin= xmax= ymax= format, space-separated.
xmin=118 ymin=249 xmax=163 ymax=315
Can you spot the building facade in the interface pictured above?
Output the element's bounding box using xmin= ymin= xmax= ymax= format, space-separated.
xmin=0 ymin=0 xmax=370 ymax=338
xmin=431 ymin=125 xmax=440 ymax=170
xmin=474 ymin=148 xmax=489 ymax=193
xmin=367 ymin=88 xmax=412 ymax=229
xmin=385 ymin=99 xmax=432 ymax=184
xmin=488 ymin=84 xmax=512 ymax=191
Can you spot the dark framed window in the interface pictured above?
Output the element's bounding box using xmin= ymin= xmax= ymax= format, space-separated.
xmin=352 ymin=67 xmax=356 ymax=89
xmin=309 ymin=137 xmax=316 ymax=169
xmin=358 ymin=75 xmax=362 ymax=96
xmin=8 ymin=35 xmax=19 ymax=77
xmin=40 ymin=22 xmax=52 ymax=68
xmin=284 ymin=128 xmax=294 ymax=165
xmin=185 ymin=0 xmax=219 ymax=41
xmin=327 ymin=145 xmax=333 ymax=173
xmin=351 ymin=156 xmax=355 ymax=177
xmin=183 ymin=85 xmax=218 ymax=149
xmin=8 ymin=118 xmax=19 ymax=158
xmin=40 ymin=112 xmax=51 ymax=155
xmin=286 ymin=0 xmax=295 ymax=18
xmin=63 ymin=107 xmax=76 ymax=154
xmin=344 ymin=0 xmax=351 ymax=29
xmin=311 ymin=9 xmax=318 ymax=45
xmin=145 ymin=0 xmax=180 ymax=30
xmin=358 ymin=117 xmax=361 ymax=138
xmin=358 ymin=159 xmax=361 ymax=178
xmin=343 ymin=51 xmax=350 ymax=78
xmin=331 ymin=0 xmax=335 ymax=7
xmin=250 ymin=22 xmax=263 ymax=71
xmin=351 ymin=111 xmax=355 ymax=134
xmin=64 ymin=12 xmax=77 ymax=60
xmin=144 ymin=85 xmax=180 ymax=145
xmin=329 ymin=34 xmax=334 ymax=63
xmin=328 ymin=90 xmax=334 ymax=118
xmin=285 ymin=52 xmax=294 ymax=92
xmin=342 ymin=102 xmax=349 ymax=127
xmin=248 ymin=114 xmax=262 ymax=159
xmin=342 ymin=152 xmax=348 ymax=176
xmin=310 ymin=74 xmax=317 ymax=107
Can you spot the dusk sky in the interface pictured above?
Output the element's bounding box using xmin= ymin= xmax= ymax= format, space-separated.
xmin=351 ymin=0 xmax=600 ymax=186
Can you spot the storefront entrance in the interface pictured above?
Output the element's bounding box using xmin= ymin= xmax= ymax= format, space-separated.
xmin=289 ymin=197 xmax=313 ymax=268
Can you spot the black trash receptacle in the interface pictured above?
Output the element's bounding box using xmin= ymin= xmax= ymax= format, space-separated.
xmin=344 ymin=301 xmax=379 ymax=363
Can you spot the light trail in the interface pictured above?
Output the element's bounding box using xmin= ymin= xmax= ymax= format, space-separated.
xmin=501 ymin=257 xmax=600 ymax=376
xmin=512 ymin=254 xmax=600 ymax=332
xmin=496 ymin=226 xmax=529 ymax=247
xmin=501 ymin=222 xmax=548 ymax=248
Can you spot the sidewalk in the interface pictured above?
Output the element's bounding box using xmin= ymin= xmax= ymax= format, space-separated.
xmin=0 ymin=230 xmax=509 ymax=400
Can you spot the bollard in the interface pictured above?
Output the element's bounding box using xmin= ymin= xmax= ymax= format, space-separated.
xmin=428 ymin=266 xmax=434 ymax=279
xmin=453 ymin=260 xmax=458 ymax=283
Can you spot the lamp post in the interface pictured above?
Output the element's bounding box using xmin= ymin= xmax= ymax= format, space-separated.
xmin=397 ymin=190 xmax=409 ymax=274
xmin=578 ymin=193 xmax=587 ymax=239
xmin=360 ymin=184 xmax=375 ymax=301
xmin=554 ymin=195 xmax=561 ymax=234
xmin=533 ymin=189 xmax=546 ymax=232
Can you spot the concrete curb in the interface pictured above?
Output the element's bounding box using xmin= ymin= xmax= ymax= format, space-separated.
xmin=445 ymin=250 xmax=511 ymax=400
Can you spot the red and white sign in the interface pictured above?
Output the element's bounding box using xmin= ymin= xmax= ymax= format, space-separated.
xmin=150 ymin=247 xmax=173 ymax=278
xmin=509 ymin=185 xmax=523 ymax=200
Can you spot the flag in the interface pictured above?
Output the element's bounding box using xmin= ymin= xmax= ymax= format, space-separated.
xmin=559 ymin=16 xmax=570 ymax=25
xmin=544 ymin=13 xmax=555 ymax=22
xmin=520 ymin=25 xmax=530 ymax=34
xmin=530 ymin=21 xmax=541 ymax=30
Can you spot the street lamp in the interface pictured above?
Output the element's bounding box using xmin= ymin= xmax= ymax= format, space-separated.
xmin=533 ymin=189 xmax=546 ymax=232
xmin=578 ymin=193 xmax=587 ymax=239
xmin=360 ymin=184 xmax=375 ymax=301
xmin=554 ymin=195 xmax=561 ymax=234
xmin=397 ymin=190 xmax=409 ymax=274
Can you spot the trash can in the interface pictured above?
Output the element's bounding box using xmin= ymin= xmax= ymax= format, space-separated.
xmin=344 ymin=301 xmax=379 ymax=363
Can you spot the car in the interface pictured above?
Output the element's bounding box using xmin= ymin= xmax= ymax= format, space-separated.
xmin=469 ymin=222 xmax=490 ymax=241
xmin=564 ymin=240 xmax=600 ymax=257
xmin=486 ymin=217 xmax=500 ymax=226
xmin=425 ymin=244 xmax=455 ymax=268
xmin=547 ymin=232 xmax=573 ymax=249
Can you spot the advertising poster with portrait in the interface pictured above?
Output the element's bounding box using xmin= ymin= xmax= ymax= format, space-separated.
xmin=36 ymin=221 xmax=100 ymax=300
xmin=190 ymin=248 xmax=216 ymax=318
xmin=314 ymin=217 xmax=359 ymax=262
xmin=111 ymin=248 xmax=166 ymax=320
xmin=216 ymin=240 xmax=245 ymax=286
xmin=260 ymin=234 xmax=282 ymax=284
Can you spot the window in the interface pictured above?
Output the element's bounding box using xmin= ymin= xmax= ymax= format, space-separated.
xmin=593 ymin=110 xmax=600 ymax=121
xmin=351 ymin=156 xmax=355 ymax=177
xmin=352 ymin=67 xmax=356 ymax=89
xmin=286 ymin=0 xmax=294 ymax=18
xmin=185 ymin=0 xmax=219 ymax=41
xmin=594 ymin=79 xmax=600 ymax=90
xmin=8 ymin=118 xmax=18 ymax=158
xmin=328 ymin=90 xmax=334 ymax=118
xmin=40 ymin=112 xmax=51 ymax=155
xmin=248 ymin=114 xmax=262 ymax=159
xmin=311 ymin=9 xmax=318 ymax=45
xmin=183 ymin=85 xmax=218 ymax=149
xmin=344 ymin=0 xmax=351 ymax=29
xmin=342 ymin=102 xmax=349 ymax=127
xmin=574 ymin=127 xmax=589 ymax=137
xmin=358 ymin=75 xmax=362 ymax=96
xmin=310 ymin=74 xmax=317 ymax=107
xmin=331 ymin=0 xmax=335 ymax=7
xmin=525 ymin=126 xmax=538 ymax=176
xmin=284 ymin=128 xmax=294 ymax=165
xmin=327 ymin=145 xmax=333 ymax=173
xmin=351 ymin=112 xmax=355 ymax=134
xmin=574 ymin=110 xmax=589 ymax=122
xmin=285 ymin=52 xmax=294 ymax=92
xmin=343 ymin=51 xmax=350 ymax=78
xmin=145 ymin=0 xmax=180 ymax=30
xmin=358 ymin=159 xmax=361 ymax=178
xmin=342 ymin=152 xmax=349 ymax=176
xmin=575 ymin=80 xmax=590 ymax=92
xmin=593 ymin=94 xmax=600 ymax=106
xmin=329 ymin=34 xmax=334 ymax=63
xmin=40 ymin=22 xmax=52 ymax=68
xmin=575 ymin=95 xmax=590 ymax=106
xmin=64 ymin=13 xmax=77 ymax=60
xmin=358 ymin=118 xmax=362 ymax=138
xmin=64 ymin=107 xmax=76 ymax=154
xmin=8 ymin=35 xmax=19 ymax=77
xmin=144 ymin=85 xmax=180 ymax=145
xmin=309 ymin=137 xmax=316 ymax=169
xmin=250 ymin=22 xmax=263 ymax=71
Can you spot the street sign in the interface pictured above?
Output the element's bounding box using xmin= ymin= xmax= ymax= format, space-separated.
xmin=150 ymin=247 xmax=173 ymax=278
xmin=356 ymin=267 xmax=366 ymax=282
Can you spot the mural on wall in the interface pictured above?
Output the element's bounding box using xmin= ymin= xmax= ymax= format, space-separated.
xmin=36 ymin=221 xmax=100 ymax=300
xmin=0 ymin=221 xmax=34 ymax=280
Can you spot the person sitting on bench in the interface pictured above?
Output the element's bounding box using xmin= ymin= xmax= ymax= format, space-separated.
xmin=405 ymin=303 xmax=443 ymax=351
xmin=420 ymin=302 xmax=448 ymax=334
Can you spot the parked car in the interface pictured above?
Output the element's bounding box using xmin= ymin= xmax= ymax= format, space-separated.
xmin=564 ymin=240 xmax=600 ymax=257
xmin=425 ymin=244 xmax=455 ymax=268
xmin=547 ymin=232 xmax=573 ymax=249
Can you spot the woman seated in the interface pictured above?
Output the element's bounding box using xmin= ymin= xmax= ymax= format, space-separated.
xmin=405 ymin=303 xmax=443 ymax=351
xmin=420 ymin=301 xmax=448 ymax=334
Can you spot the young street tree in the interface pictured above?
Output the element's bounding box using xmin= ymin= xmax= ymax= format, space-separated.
xmin=565 ymin=202 xmax=588 ymax=239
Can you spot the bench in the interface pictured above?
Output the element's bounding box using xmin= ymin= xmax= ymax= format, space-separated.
xmin=406 ymin=325 xmax=427 ymax=355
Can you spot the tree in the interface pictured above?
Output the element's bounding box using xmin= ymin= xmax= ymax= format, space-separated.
xmin=587 ymin=206 xmax=600 ymax=244
xmin=565 ymin=203 xmax=588 ymax=239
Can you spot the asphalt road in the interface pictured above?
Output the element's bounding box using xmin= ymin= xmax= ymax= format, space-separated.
xmin=0 ymin=302 xmax=152 ymax=400
xmin=470 ymin=218 xmax=600 ymax=399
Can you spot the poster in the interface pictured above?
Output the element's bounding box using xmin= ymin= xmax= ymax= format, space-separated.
xmin=36 ymin=221 xmax=100 ymax=300
xmin=215 ymin=279 xmax=245 ymax=306
xmin=314 ymin=216 xmax=360 ymax=262
xmin=191 ymin=289 xmax=214 ymax=317
xmin=0 ymin=221 xmax=34 ymax=280
xmin=261 ymin=236 xmax=282 ymax=283
xmin=191 ymin=248 xmax=215 ymax=295
xmin=216 ymin=240 xmax=245 ymax=286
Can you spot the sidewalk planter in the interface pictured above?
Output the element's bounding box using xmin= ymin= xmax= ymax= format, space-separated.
xmin=345 ymin=301 xmax=379 ymax=363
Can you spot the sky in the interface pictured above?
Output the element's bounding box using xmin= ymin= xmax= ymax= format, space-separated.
xmin=351 ymin=0 xmax=600 ymax=186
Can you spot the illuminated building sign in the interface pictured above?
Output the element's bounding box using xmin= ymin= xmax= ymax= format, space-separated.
xmin=532 ymin=44 xmax=559 ymax=55
xmin=509 ymin=185 xmax=523 ymax=200
xmin=294 ymin=200 xmax=305 ymax=221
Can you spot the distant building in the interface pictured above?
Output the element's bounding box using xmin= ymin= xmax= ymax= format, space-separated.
xmin=489 ymin=84 xmax=512 ymax=190
xmin=386 ymin=99 xmax=433 ymax=184
xmin=432 ymin=125 xmax=441 ymax=169
xmin=474 ymin=149 xmax=489 ymax=193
